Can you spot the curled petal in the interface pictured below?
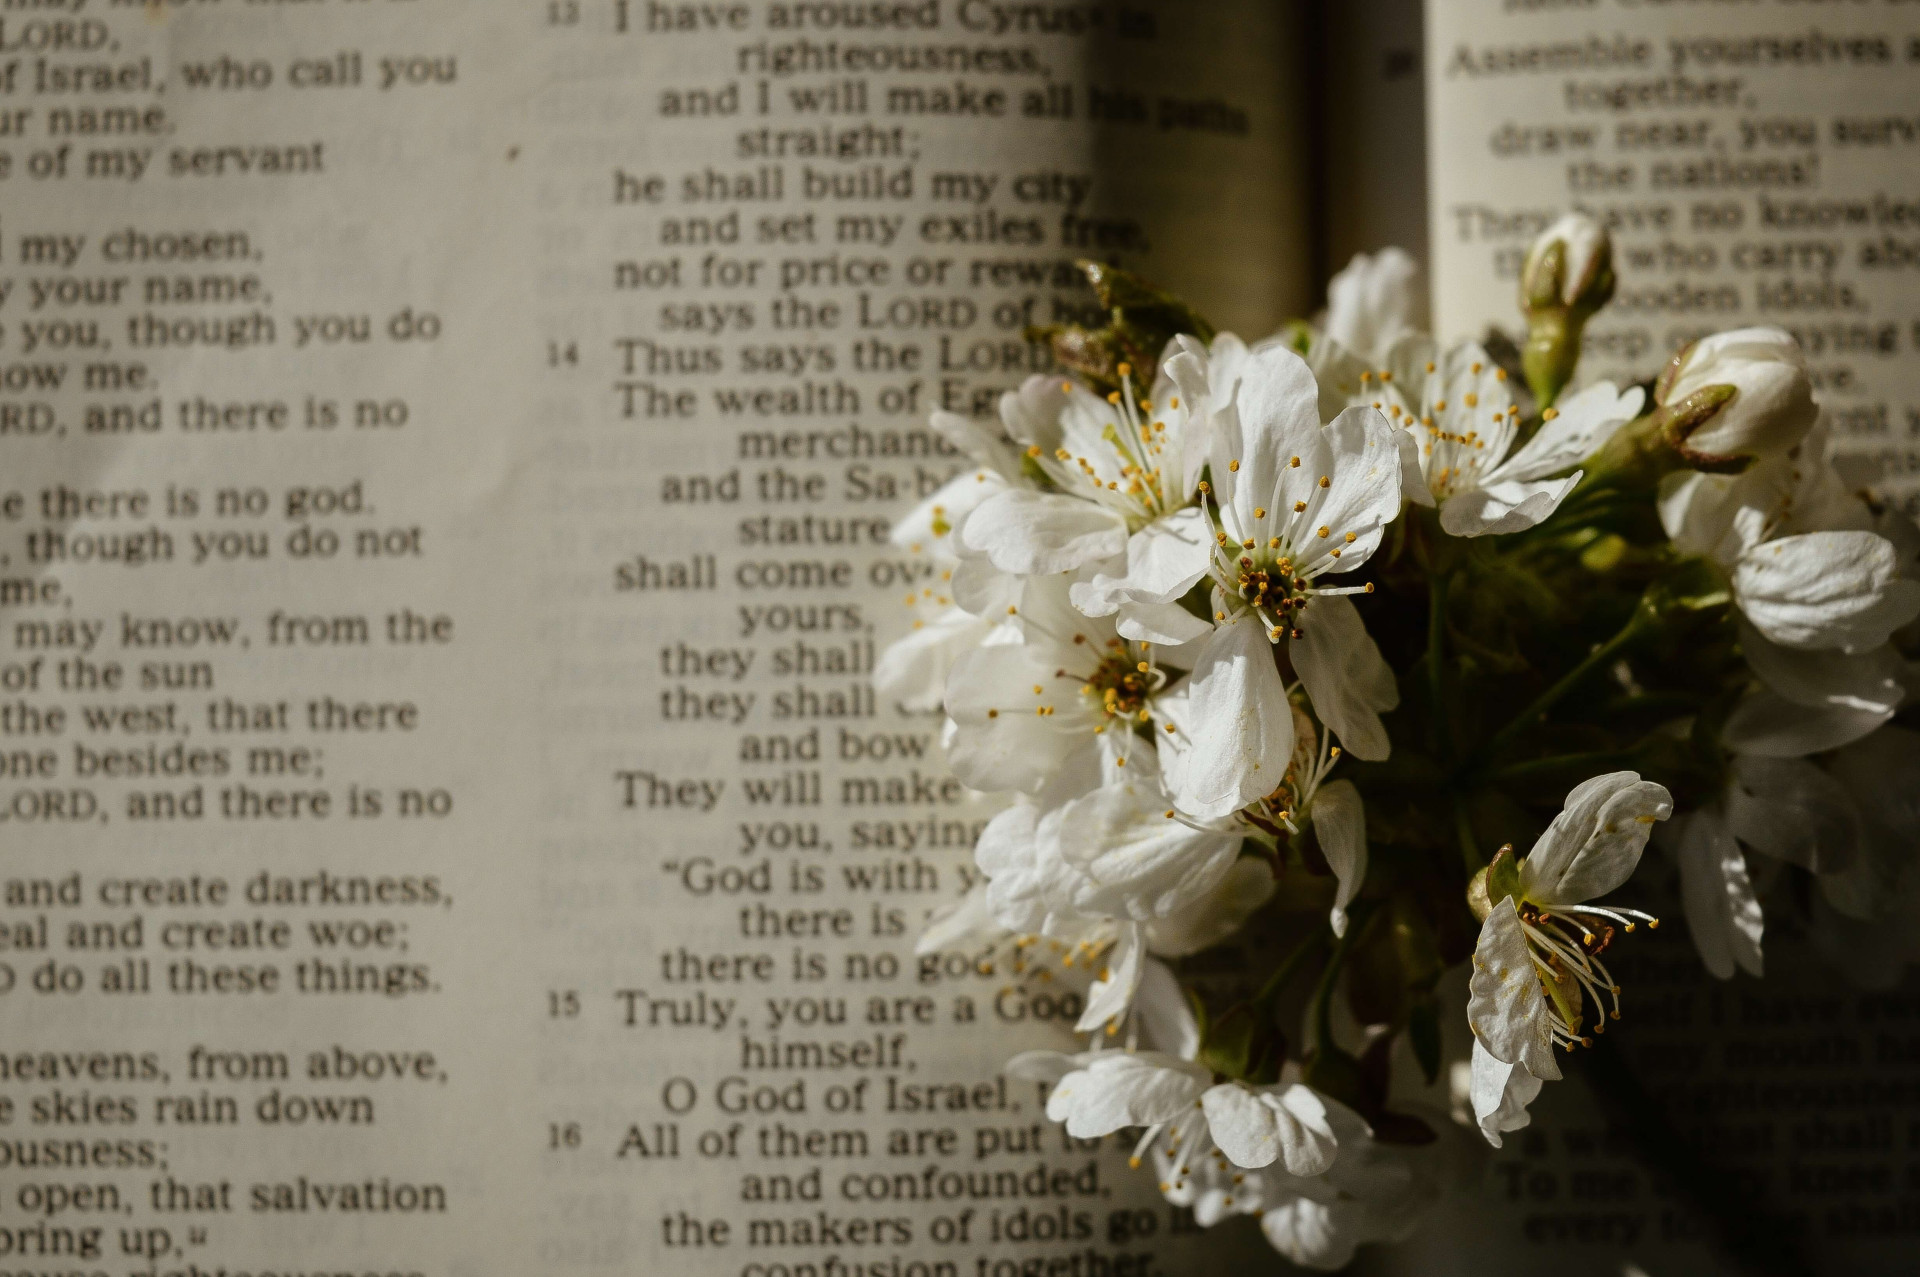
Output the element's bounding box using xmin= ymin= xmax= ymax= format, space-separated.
xmin=1519 ymin=771 xmax=1672 ymax=907
xmin=1666 ymin=810 xmax=1764 ymax=980
xmin=1045 ymin=1051 xmax=1210 ymax=1138
xmin=1071 ymin=507 xmax=1214 ymax=617
xmin=1075 ymin=923 xmax=1146 ymax=1033
xmin=1056 ymin=778 xmax=1243 ymax=922
xmin=1202 ymin=1082 xmax=1338 ymax=1176
xmin=1494 ymin=382 xmax=1644 ymax=482
xmin=1438 ymin=475 xmax=1580 ymax=538
xmin=1738 ymin=618 xmax=1906 ymax=714
xmin=1469 ymin=1038 xmax=1543 ymax=1148
xmin=1467 ymin=899 xmax=1561 ymax=1082
xmin=1312 ymin=780 xmax=1367 ymax=938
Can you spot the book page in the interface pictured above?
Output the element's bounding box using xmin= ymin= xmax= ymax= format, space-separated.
xmin=1411 ymin=3 xmax=1920 ymax=1273
xmin=0 ymin=2 xmax=1308 ymax=1275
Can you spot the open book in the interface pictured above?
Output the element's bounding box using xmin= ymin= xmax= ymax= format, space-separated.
xmin=2 ymin=1 xmax=1914 ymax=1274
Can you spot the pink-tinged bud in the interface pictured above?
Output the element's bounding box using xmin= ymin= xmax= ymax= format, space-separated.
xmin=1657 ymin=327 xmax=1817 ymax=462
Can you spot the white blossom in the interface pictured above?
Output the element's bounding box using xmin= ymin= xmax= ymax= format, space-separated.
xmin=1661 ymin=452 xmax=1920 ymax=658
xmin=1364 ymin=343 xmax=1643 ymax=536
xmin=960 ymin=341 xmax=1212 ymax=584
xmin=1324 ymin=248 xmax=1421 ymax=367
xmin=1467 ymin=773 xmax=1672 ymax=1143
xmin=942 ymin=577 xmax=1177 ymax=794
xmin=1174 ymin=345 xmax=1403 ymax=819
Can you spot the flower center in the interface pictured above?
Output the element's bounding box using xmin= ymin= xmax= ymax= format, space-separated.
xmin=1515 ymin=900 xmax=1657 ymax=1050
xmin=1081 ymin=643 xmax=1154 ymax=722
xmin=1234 ymin=552 xmax=1310 ymax=638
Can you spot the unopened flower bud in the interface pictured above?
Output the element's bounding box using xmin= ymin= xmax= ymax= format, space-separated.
xmin=1655 ymin=326 xmax=1817 ymax=463
xmin=1522 ymin=213 xmax=1614 ymax=314
xmin=1519 ymin=213 xmax=1615 ymax=409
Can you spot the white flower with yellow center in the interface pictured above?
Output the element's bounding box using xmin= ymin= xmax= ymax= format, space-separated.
xmin=960 ymin=340 xmax=1212 ymax=581
xmin=1467 ymin=772 xmax=1672 ymax=1146
xmin=1172 ymin=345 xmax=1405 ymax=820
xmin=942 ymin=576 xmax=1179 ymax=794
xmin=1363 ymin=341 xmax=1644 ymax=536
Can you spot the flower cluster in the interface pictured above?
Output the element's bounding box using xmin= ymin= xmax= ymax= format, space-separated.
xmin=878 ymin=218 xmax=1920 ymax=1267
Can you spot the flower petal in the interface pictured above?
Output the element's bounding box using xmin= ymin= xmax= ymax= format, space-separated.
xmin=1263 ymin=1198 xmax=1366 ymax=1272
xmin=1519 ymin=771 xmax=1672 ymax=907
xmin=1202 ymin=1082 xmax=1338 ymax=1176
xmin=1056 ymin=778 xmax=1243 ymax=922
xmin=1467 ymin=898 xmax=1561 ymax=1081
xmin=1312 ymin=779 xmax=1367 ymax=938
xmin=1666 ymin=809 xmax=1764 ymax=980
xmin=1116 ymin=601 xmax=1214 ymax=646
xmin=943 ymin=644 xmax=1098 ymax=792
xmin=960 ymin=488 xmax=1127 ymax=576
xmin=1438 ymin=475 xmax=1581 ymax=538
xmin=1075 ymin=923 xmax=1146 ymax=1033
xmin=1291 ymin=595 xmax=1398 ymax=761
xmin=1170 ymin=617 xmax=1295 ymax=820
xmin=1735 ymin=530 xmax=1920 ymax=652
xmin=1721 ymin=685 xmax=1892 ymax=757
xmin=1213 ymin=344 xmax=1324 ymax=523
xmin=1727 ymin=755 xmax=1858 ymax=874
xmin=1145 ymin=858 xmax=1275 ymax=960
xmin=1047 ymin=1051 xmax=1210 ymax=1138
xmin=874 ymin=605 xmax=995 ymax=712
xmin=929 ymin=409 xmax=1024 ymax=483
xmin=1493 ymin=382 xmax=1644 ymax=483
xmin=1325 ymin=247 xmax=1419 ymax=364
xmin=1005 ymin=1049 xmax=1082 ymax=1085
xmin=1297 ymin=406 xmax=1402 ymax=574
xmin=1737 ymin=618 xmax=1906 ymax=714
xmin=1070 ymin=507 xmax=1213 ymax=616
xmin=1132 ymin=957 xmax=1202 ymax=1059
xmin=1469 ymin=1037 xmax=1543 ymax=1148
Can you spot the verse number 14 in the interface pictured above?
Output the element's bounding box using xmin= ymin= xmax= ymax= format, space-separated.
xmin=547 ymin=340 xmax=579 ymax=368
xmin=547 ymin=1 xmax=580 ymax=25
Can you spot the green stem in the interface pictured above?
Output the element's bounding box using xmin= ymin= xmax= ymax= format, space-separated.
xmin=1252 ymin=927 xmax=1329 ymax=1010
xmin=1426 ymin=567 xmax=1451 ymax=756
xmin=1601 ymin=691 xmax=1699 ymax=720
xmin=1454 ymin=798 xmax=1484 ymax=876
xmin=1308 ymin=909 xmax=1366 ymax=1054
xmin=1484 ymin=749 xmax=1639 ymax=788
xmin=1477 ymin=600 xmax=1654 ymax=766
